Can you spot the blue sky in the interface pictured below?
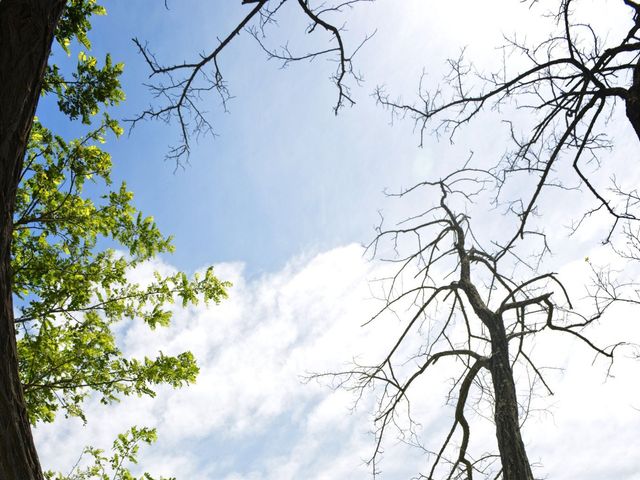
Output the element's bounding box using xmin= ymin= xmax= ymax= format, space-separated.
xmin=37 ymin=0 xmax=556 ymax=274
xmin=33 ymin=1 xmax=640 ymax=479
xmin=40 ymin=0 xmax=438 ymax=275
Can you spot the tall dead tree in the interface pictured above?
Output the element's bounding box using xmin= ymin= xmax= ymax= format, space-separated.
xmin=336 ymin=2 xmax=640 ymax=476
xmin=319 ymin=168 xmax=621 ymax=479
xmin=128 ymin=1 xmax=640 ymax=478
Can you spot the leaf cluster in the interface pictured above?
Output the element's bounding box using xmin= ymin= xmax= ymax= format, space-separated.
xmin=45 ymin=426 xmax=175 ymax=480
xmin=14 ymin=1 xmax=230 ymax=426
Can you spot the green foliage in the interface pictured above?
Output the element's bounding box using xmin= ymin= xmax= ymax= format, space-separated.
xmin=44 ymin=426 xmax=176 ymax=480
xmin=55 ymin=0 xmax=107 ymax=53
xmin=46 ymin=0 xmax=124 ymax=126
xmin=14 ymin=0 xmax=230 ymax=426
xmin=44 ymin=52 xmax=126 ymax=124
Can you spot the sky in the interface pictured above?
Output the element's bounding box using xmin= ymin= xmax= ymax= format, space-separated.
xmin=32 ymin=1 xmax=640 ymax=479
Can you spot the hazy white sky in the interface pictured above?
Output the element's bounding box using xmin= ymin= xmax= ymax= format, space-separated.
xmin=34 ymin=1 xmax=640 ymax=479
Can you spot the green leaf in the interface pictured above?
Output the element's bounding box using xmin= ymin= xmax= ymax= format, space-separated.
xmin=15 ymin=2 xmax=230 ymax=429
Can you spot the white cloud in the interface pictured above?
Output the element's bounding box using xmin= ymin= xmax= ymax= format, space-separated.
xmin=34 ymin=244 xmax=640 ymax=479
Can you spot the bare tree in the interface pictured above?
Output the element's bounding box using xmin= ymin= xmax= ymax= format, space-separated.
xmin=129 ymin=2 xmax=640 ymax=478
xmin=306 ymin=3 xmax=640 ymax=477
xmin=127 ymin=0 xmax=640 ymax=480
xmin=318 ymin=168 xmax=623 ymax=480
xmin=376 ymin=0 xmax=640 ymax=247
xmin=131 ymin=0 xmax=373 ymax=163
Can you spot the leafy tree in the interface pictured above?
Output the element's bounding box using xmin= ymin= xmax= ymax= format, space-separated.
xmin=45 ymin=426 xmax=175 ymax=480
xmin=0 ymin=1 xmax=361 ymax=475
xmin=1 ymin=1 xmax=228 ymax=477
xmin=14 ymin=116 xmax=228 ymax=425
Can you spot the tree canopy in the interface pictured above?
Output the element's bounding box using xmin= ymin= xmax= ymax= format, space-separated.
xmin=9 ymin=0 xmax=229 ymax=473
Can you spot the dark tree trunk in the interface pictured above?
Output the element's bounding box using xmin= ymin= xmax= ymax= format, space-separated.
xmin=626 ymin=59 xmax=640 ymax=141
xmin=461 ymin=275 xmax=535 ymax=479
xmin=489 ymin=316 xmax=534 ymax=480
xmin=0 ymin=1 xmax=66 ymax=478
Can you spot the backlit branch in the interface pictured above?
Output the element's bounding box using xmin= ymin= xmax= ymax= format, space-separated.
xmin=376 ymin=0 xmax=640 ymax=248
xmin=131 ymin=0 xmax=372 ymax=164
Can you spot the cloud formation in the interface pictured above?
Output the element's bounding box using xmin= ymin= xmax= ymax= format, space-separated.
xmin=34 ymin=244 xmax=640 ymax=480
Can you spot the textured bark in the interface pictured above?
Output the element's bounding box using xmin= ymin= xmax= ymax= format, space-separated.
xmin=452 ymin=208 xmax=535 ymax=479
xmin=488 ymin=317 xmax=534 ymax=480
xmin=0 ymin=1 xmax=66 ymax=478
xmin=459 ymin=280 xmax=534 ymax=477
xmin=626 ymin=59 xmax=640 ymax=141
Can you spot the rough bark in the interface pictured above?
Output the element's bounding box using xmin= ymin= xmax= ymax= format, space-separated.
xmin=626 ymin=59 xmax=640 ymax=141
xmin=0 ymin=1 xmax=66 ymax=478
xmin=458 ymin=262 xmax=533 ymax=476
xmin=488 ymin=316 xmax=535 ymax=480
